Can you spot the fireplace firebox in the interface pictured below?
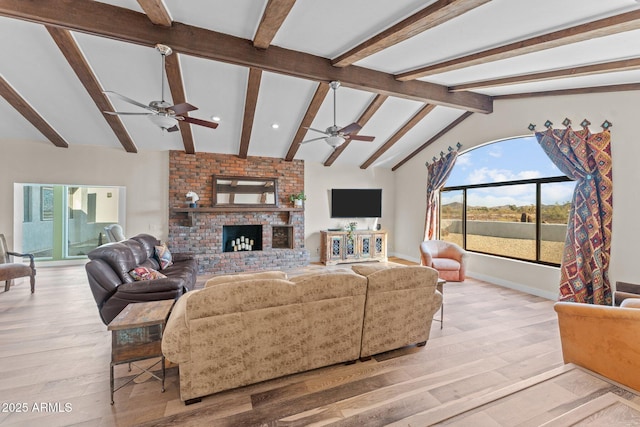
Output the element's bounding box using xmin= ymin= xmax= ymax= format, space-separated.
xmin=222 ymin=225 xmax=262 ymax=252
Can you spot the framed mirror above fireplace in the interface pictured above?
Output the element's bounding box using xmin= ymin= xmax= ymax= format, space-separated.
xmin=213 ymin=175 xmax=278 ymax=207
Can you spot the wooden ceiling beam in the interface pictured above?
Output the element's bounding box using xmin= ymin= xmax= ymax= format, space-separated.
xmin=136 ymin=0 xmax=172 ymax=27
xmin=47 ymin=26 xmax=137 ymax=152
xmin=0 ymin=75 xmax=69 ymax=148
xmin=392 ymin=111 xmax=472 ymax=171
xmin=396 ymin=9 xmax=640 ymax=81
xmin=360 ymin=103 xmax=436 ymax=170
xmin=332 ymin=0 xmax=490 ymax=67
xmin=285 ymin=82 xmax=330 ymax=161
xmin=239 ymin=68 xmax=263 ymax=159
xmin=450 ymin=57 xmax=640 ymax=92
xmin=253 ymin=0 xmax=296 ymax=49
xmin=493 ymin=82 xmax=640 ymax=100
xmin=0 ymin=0 xmax=492 ymax=113
xmin=323 ymin=94 xmax=388 ymax=167
xmin=164 ymin=52 xmax=195 ymax=154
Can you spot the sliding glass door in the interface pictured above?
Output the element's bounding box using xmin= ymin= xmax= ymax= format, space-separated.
xmin=20 ymin=184 xmax=125 ymax=260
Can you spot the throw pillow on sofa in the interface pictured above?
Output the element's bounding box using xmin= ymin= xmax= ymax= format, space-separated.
xmin=155 ymin=243 xmax=173 ymax=270
xmin=129 ymin=266 xmax=167 ymax=281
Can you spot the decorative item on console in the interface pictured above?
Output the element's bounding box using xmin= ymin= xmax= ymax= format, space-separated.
xmin=346 ymin=221 xmax=357 ymax=241
xmin=186 ymin=191 xmax=199 ymax=208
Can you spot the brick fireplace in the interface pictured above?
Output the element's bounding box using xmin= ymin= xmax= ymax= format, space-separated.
xmin=168 ymin=152 xmax=309 ymax=274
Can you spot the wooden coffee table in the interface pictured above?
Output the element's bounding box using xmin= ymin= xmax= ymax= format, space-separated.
xmin=107 ymin=299 xmax=174 ymax=404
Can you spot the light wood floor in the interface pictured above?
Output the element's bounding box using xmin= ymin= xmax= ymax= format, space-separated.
xmin=0 ymin=260 xmax=629 ymax=426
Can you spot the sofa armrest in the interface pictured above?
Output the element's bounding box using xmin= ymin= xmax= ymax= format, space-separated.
xmin=162 ymin=291 xmax=196 ymax=363
xmin=419 ymin=242 xmax=434 ymax=266
xmin=116 ymin=277 xmax=183 ymax=294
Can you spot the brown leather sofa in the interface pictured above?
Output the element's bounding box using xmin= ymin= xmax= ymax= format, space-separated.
xmin=554 ymin=300 xmax=640 ymax=392
xmin=85 ymin=234 xmax=197 ymax=325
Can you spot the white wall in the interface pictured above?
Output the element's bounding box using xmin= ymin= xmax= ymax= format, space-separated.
xmin=394 ymin=90 xmax=640 ymax=299
xmin=1 ymin=139 xmax=169 ymax=250
xmin=304 ymin=161 xmax=395 ymax=262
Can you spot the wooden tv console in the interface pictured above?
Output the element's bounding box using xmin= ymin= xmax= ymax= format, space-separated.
xmin=320 ymin=230 xmax=387 ymax=265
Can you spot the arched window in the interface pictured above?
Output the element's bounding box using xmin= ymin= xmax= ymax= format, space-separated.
xmin=440 ymin=136 xmax=574 ymax=265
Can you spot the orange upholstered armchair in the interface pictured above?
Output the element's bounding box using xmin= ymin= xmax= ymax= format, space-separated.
xmin=555 ymin=300 xmax=640 ymax=392
xmin=419 ymin=240 xmax=468 ymax=282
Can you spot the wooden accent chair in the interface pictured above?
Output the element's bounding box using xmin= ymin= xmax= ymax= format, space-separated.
xmin=614 ymin=281 xmax=640 ymax=306
xmin=419 ymin=240 xmax=468 ymax=282
xmin=0 ymin=234 xmax=36 ymax=293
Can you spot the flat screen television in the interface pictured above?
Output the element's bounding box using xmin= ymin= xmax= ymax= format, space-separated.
xmin=331 ymin=189 xmax=382 ymax=218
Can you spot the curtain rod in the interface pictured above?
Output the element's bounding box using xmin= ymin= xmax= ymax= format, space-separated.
xmin=527 ymin=118 xmax=612 ymax=132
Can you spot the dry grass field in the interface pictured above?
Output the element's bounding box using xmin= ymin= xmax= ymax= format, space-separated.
xmin=443 ymin=233 xmax=564 ymax=264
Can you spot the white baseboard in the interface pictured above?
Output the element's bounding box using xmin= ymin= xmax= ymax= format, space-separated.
xmin=390 ymin=252 xmax=420 ymax=264
xmin=468 ymin=271 xmax=557 ymax=301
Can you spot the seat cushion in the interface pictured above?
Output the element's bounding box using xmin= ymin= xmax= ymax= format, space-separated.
xmin=0 ymin=263 xmax=32 ymax=281
xmin=431 ymin=258 xmax=461 ymax=272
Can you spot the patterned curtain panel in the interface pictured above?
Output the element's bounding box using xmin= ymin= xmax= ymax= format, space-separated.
xmin=535 ymin=127 xmax=613 ymax=305
xmin=424 ymin=148 xmax=460 ymax=241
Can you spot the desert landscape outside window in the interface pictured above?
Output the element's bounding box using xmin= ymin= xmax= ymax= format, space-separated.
xmin=440 ymin=136 xmax=574 ymax=266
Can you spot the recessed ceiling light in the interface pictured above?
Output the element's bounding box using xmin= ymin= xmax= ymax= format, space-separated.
xmin=271 ymin=123 xmax=280 ymax=129
xmin=211 ymin=116 xmax=221 ymax=122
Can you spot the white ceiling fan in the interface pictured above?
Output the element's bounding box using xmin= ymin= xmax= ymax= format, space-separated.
xmin=103 ymin=44 xmax=219 ymax=132
xmin=301 ymin=81 xmax=375 ymax=148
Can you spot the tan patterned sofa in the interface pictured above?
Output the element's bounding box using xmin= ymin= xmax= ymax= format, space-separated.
xmin=162 ymin=265 xmax=442 ymax=403
xmin=352 ymin=264 xmax=442 ymax=358
xmin=162 ymin=270 xmax=368 ymax=403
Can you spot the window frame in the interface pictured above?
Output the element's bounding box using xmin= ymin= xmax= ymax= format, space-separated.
xmin=440 ymin=175 xmax=573 ymax=267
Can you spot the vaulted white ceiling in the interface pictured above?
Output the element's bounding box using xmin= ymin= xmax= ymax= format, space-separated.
xmin=1 ymin=0 xmax=639 ymax=169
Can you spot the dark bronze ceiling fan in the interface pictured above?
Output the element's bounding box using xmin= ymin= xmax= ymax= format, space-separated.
xmin=301 ymin=81 xmax=375 ymax=148
xmin=103 ymin=44 xmax=218 ymax=132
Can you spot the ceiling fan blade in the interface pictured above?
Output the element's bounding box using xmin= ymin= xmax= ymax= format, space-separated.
xmin=103 ymin=91 xmax=155 ymax=111
xmin=180 ymin=116 xmax=219 ymax=129
xmin=339 ymin=122 xmax=362 ymax=135
xmin=300 ymin=137 xmax=327 ymax=144
xmin=170 ymin=103 xmax=198 ymax=115
xmin=304 ymin=127 xmax=329 ymax=135
xmin=104 ymin=111 xmax=153 ymax=116
xmin=167 ymin=125 xmax=180 ymax=132
xmin=348 ymin=135 xmax=376 ymax=142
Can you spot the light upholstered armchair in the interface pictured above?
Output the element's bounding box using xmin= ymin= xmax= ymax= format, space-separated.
xmin=104 ymin=224 xmax=125 ymax=242
xmin=420 ymin=240 xmax=468 ymax=281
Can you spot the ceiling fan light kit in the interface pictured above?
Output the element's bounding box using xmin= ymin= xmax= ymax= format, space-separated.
xmin=148 ymin=113 xmax=178 ymax=130
xmin=326 ymin=135 xmax=346 ymax=147
xmin=102 ymin=44 xmax=219 ymax=132
xmin=301 ymin=81 xmax=375 ymax=148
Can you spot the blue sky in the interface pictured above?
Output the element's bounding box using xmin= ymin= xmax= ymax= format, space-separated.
xmin=442 ymin=136 xmax=575 ymax=207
